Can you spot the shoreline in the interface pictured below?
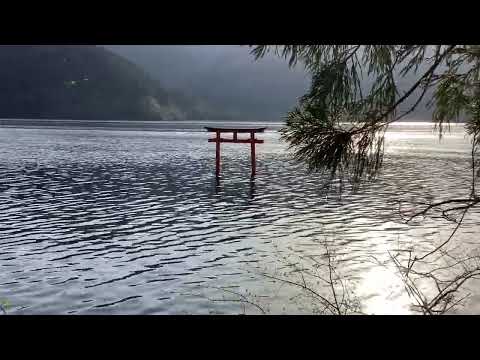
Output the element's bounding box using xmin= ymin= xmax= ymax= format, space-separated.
xmin=0 ymin=118 xmax=467 ymax=133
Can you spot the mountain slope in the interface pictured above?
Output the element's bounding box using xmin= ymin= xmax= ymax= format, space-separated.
xmin=104 ymin=45 xmax=435 ymax=121
xmin=104 ymin=45 xmax=311 ymax=121
xmin=0 ymin=45 xmax=222 ymax=121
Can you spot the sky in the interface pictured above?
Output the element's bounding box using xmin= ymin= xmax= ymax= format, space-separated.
xmin=103 ymin=45 xmax=433 ymax=121
xmin=104 ymin=45 xmax=311 ymax=121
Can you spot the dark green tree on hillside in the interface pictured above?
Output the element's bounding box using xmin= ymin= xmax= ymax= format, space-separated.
xmin=252 ymin=45 xmax=479 ymax=189
xmin=252 ymin=45 xmax=480 ymax=314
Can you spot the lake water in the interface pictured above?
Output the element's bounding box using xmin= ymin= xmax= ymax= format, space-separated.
xmin=1 ymin=120 xmax=479 ymax=314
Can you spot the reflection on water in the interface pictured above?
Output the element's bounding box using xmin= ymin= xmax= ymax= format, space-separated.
xmin=0 ymin=122 xmax=479 ymax=314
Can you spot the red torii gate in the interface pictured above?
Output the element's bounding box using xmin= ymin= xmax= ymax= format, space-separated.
xmin=205 ymin=127 xmax=266 ymax=177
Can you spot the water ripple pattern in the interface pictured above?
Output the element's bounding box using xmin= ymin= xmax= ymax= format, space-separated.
xmin=0 ymin=122 xmax=478 ymax=314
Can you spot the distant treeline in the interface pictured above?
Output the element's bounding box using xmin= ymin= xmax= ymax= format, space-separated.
xmin=0 ymin=45 xmax=229 ymax=121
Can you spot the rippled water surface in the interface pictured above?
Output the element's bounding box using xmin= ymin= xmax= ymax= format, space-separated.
xmin=1 ymin=121 xmax=479 ymax=314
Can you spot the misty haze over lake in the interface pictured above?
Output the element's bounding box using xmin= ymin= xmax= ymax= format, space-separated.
xmin=103 ymin=45 xmax=435 ymax=121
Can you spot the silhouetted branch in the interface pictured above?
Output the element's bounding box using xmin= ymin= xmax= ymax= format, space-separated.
xmin=399 ymin=198 xmax=479 ymax=224
xmin=259 ymin=238 xmax=361 ymax=315
xmin=208 ymin=286 xmax=267 ymax=315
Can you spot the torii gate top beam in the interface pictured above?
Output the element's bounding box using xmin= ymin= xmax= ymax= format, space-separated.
xmin=205 ymin=127 xmax=267 ymax=177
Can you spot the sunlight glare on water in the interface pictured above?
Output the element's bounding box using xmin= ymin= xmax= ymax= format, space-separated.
xmin=0 ymin=121 xmax=478 ymax=314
